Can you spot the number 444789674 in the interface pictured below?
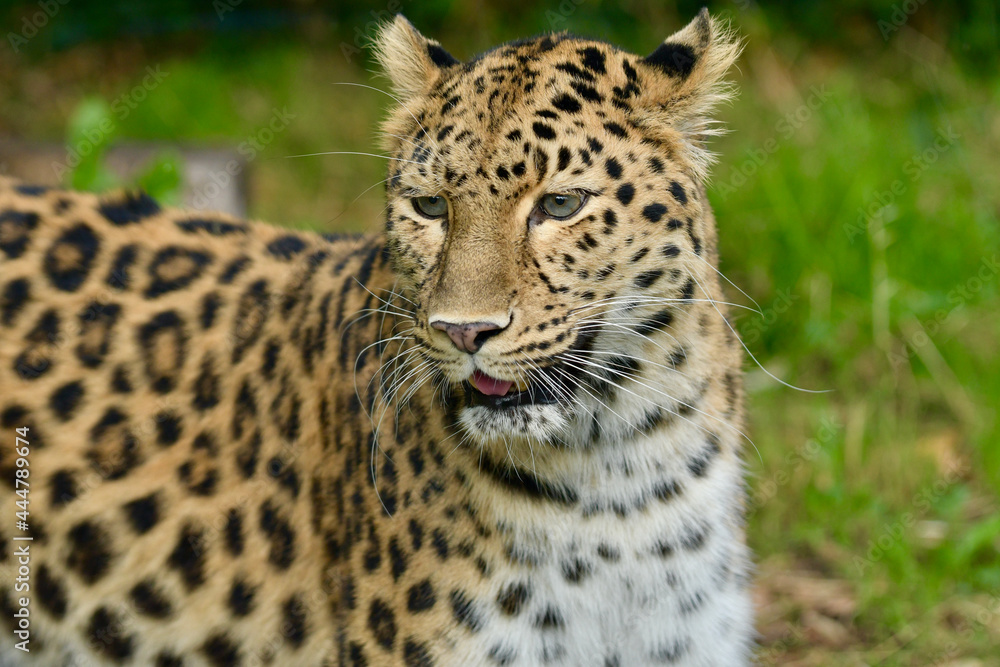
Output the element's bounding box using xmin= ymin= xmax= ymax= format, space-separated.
xmin=14 ymin=427 xmax=30 ymax=530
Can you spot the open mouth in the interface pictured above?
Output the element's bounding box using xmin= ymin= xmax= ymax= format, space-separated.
xmin=464 ymin=370 xmax=560 ymax=409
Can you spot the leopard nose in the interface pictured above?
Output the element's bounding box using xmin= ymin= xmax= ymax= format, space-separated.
xmin=430 ymin=320 xmax=505 ymax=354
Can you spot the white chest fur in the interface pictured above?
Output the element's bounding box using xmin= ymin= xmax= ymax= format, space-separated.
xmin=456 ymin=422 xmax=754 ymax=666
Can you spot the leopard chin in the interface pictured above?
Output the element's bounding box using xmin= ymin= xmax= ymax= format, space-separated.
xmin=458 ymin=401 xmax=572 ymax=445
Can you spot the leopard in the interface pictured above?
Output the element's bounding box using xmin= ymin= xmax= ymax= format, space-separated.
xmin=0 ymin=10 xmax=752 ymax=666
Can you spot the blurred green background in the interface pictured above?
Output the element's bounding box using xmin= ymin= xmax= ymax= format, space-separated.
xmin=2 ymin=1 xmax=998 ymax=663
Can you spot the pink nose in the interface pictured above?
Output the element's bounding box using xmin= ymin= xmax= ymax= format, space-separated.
xmin=430 ymin=320 xmax=504 ymax=353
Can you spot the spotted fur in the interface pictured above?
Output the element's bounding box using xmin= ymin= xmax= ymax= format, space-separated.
xmin=0 ymin=10 xmax=752 ymax=666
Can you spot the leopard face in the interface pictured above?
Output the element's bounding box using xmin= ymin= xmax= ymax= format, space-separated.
xmin=376 ymin=13 xmax=740 ymax=447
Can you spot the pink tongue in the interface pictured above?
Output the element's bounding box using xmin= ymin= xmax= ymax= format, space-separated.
xmin=470 ymin=370 xmax=513 ymax=396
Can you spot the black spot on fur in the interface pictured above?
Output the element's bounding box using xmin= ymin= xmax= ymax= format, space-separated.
xmin=87 ymin=606 xmax=135 ymax=660
xmin=146 ymin=246 xmax=212 ymax=298
xmin=49 ymin=469 xmax=78 ymax=507
xmin=404 ymin=639 xmax=434 ymax=667
xmin=228 ymin=578 xmax=256 ymax=617
xmin=552 ymin=93 xmax=581 ymax=113
xmin=488 ymin=644 xmax=516 ymax=665
xmin=369 ymin=598 xmax=398 ymax=648
xmin=49 ymin=381 xmax=84 ymax=421
xmin=642 ymin=203 xmax=668 ymax=222
xmin=224 ymin=508 xmax=244 ymax=556
xmin=1 ymin=278 xmax=31 ymax=326
xmin=106 ymin=244 xmax=139 ymax=290
xmin=634 ymin=269 xmax=665 ymax=289
xmin=35 ymin=564 xmax=68 ymax=618
xmin=111 ymin=365 xmax=132 ymax=393
xmin=267 ymin=235 xmax=307 ymax=259
xmin=176 ymin=218 xmax=246 ymax=236
xmin=202 ymin=633 xmax=240 ymax=667
xmin=155 ymin=652 xmax=183 ymax=667
xmin=557 ymin=147 xmax=571 ymax=172
xmin=653 ymin=478 xmax=682 ymax=502
xmin=571 ymin=81 xmax=602 ymax=102
xmin=449 ymin=589 xmax=483 ymax=632
xmin=597 ymin=543 xmax=621 ymax=562
xmin=75 ymin=302 xmax=121 ymax=368
xmin=535 ymin=606 xmax=565 ymax=629
xmin=259 ymin=499 xmax=296 ymax=569
xmin=282 ymin=594 xmax=308 ymax=647
xmin=616 ymin=183 xmax=635 ymax=205
xmin=0 ymin=210 xmax=38 ymax=259
xmin=130 ymin=579 xmax=173 ymax=618
xmin=670 ymin=180 xmax=688 ymax=205
xmin=192 ymin=355 xmax=221 ymax=410
xmin=645 ymin=42 xmax=698 ymax=79
xmin=87 ymin=406 xmax=139 ymax=480
xmin=267 ymin=456 xmax=301 ymax=499
xmin=66 ymin=520 xmax=113 ymax=583
xmin=219 ymin=256 xmax=250 ymax=284
xmin=155 ymin=411 xmax=182 ymax=446
xmin=407 ymin=579 xmax=436 ymax=612
xmin=578 ymin=46 xmax=607 ymax=74
xmin=496 ymin=582 xmax=530 ymax=616
xmin=679 ymin=278 xmax=695 ymax=302
xmin=44 ymin=223 xmax=100 ymax=292
xmin=432 ymin=528 xmax=449 ymax=559
xmin=604 ymin=122 xmax=627 ymax=138
xmin=137 ymin=310 xmax=188 ymax=393
xmin=168 ymin=523 xmax=206 ymax=590
xmin=200 ymin=292 xmax=222 ymax=329
xmin=480 ymin=452 xmax=578 ymax=505
xmin=231 ymin=279 xmax=270 ymax=363
xmin=99 ymin=190 xmax=161 ymax=225
xmin=688 ymin=433 xmax=722 ymax=477
xmin=605 ymin=158 xmax=622 ymax=179
xmin=123 ymin=492 xmax=160 ymax=534
xmin=261 ymin=338 xmax=280 ymax=379
xmin=532 ymin=122 xmax=556 ymax=140
xmin=562 ymin=558 xmax=592 ymax=583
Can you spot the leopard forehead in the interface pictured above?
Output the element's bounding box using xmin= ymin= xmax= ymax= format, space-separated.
xmin=381 ymin=36 xmax=686 ymax=199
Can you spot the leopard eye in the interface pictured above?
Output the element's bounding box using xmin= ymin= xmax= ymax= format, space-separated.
xmin=540 ymin=192 xmax=585 ymax=219
xmin=412 ymin=195 xmax=449 ymax=219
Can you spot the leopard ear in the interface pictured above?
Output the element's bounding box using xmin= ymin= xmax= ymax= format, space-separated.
xmin=639 ymin=9 xmax=743 ymax=178
xmin=374 ymin=15 xmax=459 ymax=100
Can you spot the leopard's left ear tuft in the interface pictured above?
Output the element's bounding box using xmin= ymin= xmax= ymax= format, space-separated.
xmin=639 ymin=9 xmax=743 ymax=179
xmin=373 ymin=15 xmax=459 ymax=101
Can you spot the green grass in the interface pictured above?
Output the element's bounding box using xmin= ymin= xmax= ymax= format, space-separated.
xmin=2 ymin=7 xmax=998 ymax=663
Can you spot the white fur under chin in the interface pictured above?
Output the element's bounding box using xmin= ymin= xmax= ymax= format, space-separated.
xmin=459 ymin=403 xmax=571 ymax=445
xmin=453 ymin=397 xmax=754 ymax=665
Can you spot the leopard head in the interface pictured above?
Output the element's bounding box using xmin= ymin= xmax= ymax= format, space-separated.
xmin=373 ymin=11 xmax=741 ymax=447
